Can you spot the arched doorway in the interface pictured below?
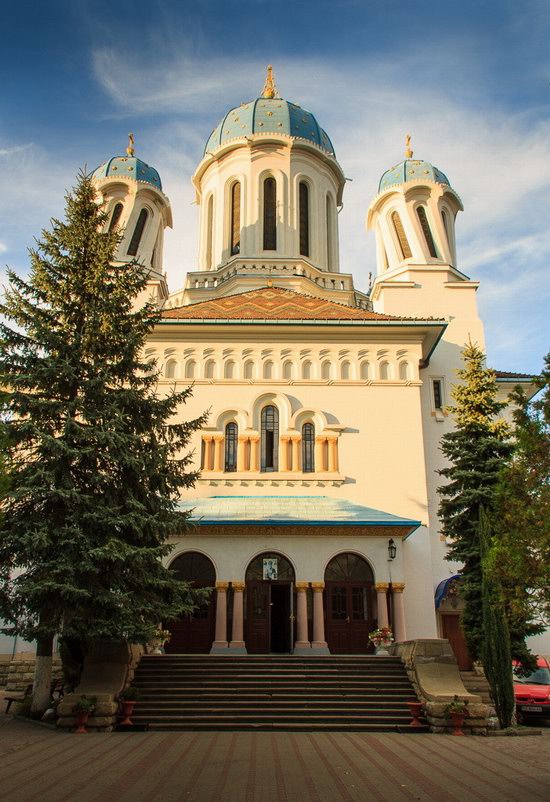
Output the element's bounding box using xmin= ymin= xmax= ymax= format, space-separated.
xmin=324 ymin=553 xmax=375 ymax=654
xmin=245 ymin=552 xmax=295 ymax=654
xmin=165 ymin=552 xmax=216 ymax=654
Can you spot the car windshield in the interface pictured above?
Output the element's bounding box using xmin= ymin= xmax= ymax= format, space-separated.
xmin=513 ymin=667 xmax=550 ymax=685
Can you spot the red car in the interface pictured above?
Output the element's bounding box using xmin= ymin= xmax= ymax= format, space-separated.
xmin=513 ymin=656 xmax=550 ymax=720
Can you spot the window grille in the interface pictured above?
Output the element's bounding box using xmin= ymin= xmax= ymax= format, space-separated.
xmin=260 ymin=404 xmax=279 ymax=472
xmin=263 ymin=177 xmax=277 ymax=250
xmin=417 ymin=206 xmax=437 ymax=257
xmin=109 ymin=202 xmax=123 ymax=232
xmin=231 ymin=183 xmax=241 ymax=255
xmin=299 ymin=182 xmax=309 ymax=257
xmin=391 ymin=211 xmax=412 ymax=259
xmin=225 ymin=423 xmax=238 ymax=472
xmin=127 ymin=209 xmax=148 ymax=256
xmin=302 ymin=423 xmax=315 ymax=473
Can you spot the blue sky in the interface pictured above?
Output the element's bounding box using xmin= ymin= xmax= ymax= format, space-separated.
xmin=1 ymin=0 xmax=549 ymax=373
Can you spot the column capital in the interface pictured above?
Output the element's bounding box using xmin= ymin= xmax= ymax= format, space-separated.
xmin=248 ymin=434 xmax=260 ymax=443
xmin=315 ymin=435 xmax=327 ymax=443
xmin=280 ymin=434 xmax=291 ymax=443
xmin=311 ymin=581 xmax=325 ymax=592
xmin=213 ymin=433 xmax=224 ymax=442
xmin=295 ymin=582 xmax=309 ymax=592
xmin=215 ymin=581 xmax=230 ymax=591
xmin=232 ymin=581 xmax=246 ymax=592
xmin=325 ymin=432 xmax=339 ymax=441
xmin=238 ymin=435 xmax=249 ymax=443
xmin=392 ymin=582 xmax=405 ymax=593
xmin=375 ymin=582 xmax=390 ymax=592
xmin=202 ymin=433 xmax=215 ymax=441
xmin=289 ymin=433 xmax=301 ymax=442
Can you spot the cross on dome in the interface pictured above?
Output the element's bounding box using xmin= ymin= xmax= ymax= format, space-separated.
xmin=261 ymin=64 xmax=279 ymax=99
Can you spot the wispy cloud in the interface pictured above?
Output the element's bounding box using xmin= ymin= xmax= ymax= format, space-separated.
xmin=0 ymin=241 xmax=7 ymax=254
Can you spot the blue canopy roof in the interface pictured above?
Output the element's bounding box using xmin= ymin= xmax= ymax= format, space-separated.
xmin=435 ymin=574 xmax=461 ymax=609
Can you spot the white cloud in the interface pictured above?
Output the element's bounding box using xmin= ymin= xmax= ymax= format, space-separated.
xmin=0 ymin=241 xmax=7 ymax=254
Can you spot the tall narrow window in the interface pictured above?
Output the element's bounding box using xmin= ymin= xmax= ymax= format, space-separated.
xmin=302 ymin=422 xmax=315 ymax=473
xmin=263 ymin=177 xmax=277 ymax=250
xmin=326 ymin=195 xmax=334 ymax=271
xmin=391 ymin=211 xmax=412 ymax=260
xmin=302 ymin=360 xmax=312 ymax=380
xmin=417 ymin=206 xmax=437 ymax=257
xmin=127 ymin=209 xmax=148 ymax=256
xmin=299 ymin=182 xmax=309 ymax=257
xmin=230 ymin=183 xmax=240 ymax=255
xmin=206 ymin=194 xmax=214 ymax=268
xmin=224 ymin=423 xmax=238 ymax=472
xmin=432 ymin=379 xmax=443 ymax=410
xmin=261 ymin=405 xmax=279 ymax=472
xmin=109 ymin=202 xmax=123 ymax=232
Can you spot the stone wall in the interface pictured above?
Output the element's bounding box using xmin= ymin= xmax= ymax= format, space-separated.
xmin=5 ymin=657 xmax=63 ymax=692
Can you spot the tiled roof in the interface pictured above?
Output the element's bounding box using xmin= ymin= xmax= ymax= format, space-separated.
xmin=494 ymin=370 xmax=536 ymax=380
xmin=178 ymin=495 xmax=420 ymax=534
xmin=162 ymin=287 xmax=404 ymax=321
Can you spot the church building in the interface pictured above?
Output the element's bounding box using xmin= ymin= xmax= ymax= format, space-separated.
xmin=91 ymin=66 xmax=536 ymax=665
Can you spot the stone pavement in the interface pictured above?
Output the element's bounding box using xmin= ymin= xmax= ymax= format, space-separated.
xmin=1 ymin=710 xmax=549 ymax=802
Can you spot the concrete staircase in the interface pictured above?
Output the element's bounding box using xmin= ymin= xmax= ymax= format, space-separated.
xmin=130 ymin=654 xmax=428 ymax=731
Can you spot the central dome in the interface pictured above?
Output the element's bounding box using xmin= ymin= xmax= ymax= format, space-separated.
xmin=204 ymin=67 xmax=335 ymax=157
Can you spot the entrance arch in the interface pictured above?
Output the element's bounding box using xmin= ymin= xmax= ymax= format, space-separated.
xmin=324 ymin=553 xmax=375 ymax=654
xmin=165 ymin=551 xmax=216 ymax=654
xmin=245 ymin=552 xmax=295 ymax=654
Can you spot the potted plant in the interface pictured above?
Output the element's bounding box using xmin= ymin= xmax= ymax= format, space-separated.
xmin=407 ymin=699 xmax=424 ymax=727
xmin=149 ymin=627 xmax=172 ymax=655
xmin=368 ymin=626 xmax=394 ymax=655
xmin=72 ymin=694 xmax=97 ymax=734
xmin=444 ymin=695 xmax=469 ymax=736
xmin=118 ymin=686 xmax=141 ymax=726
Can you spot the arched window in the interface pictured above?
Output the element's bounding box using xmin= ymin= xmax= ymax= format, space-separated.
xmin=185 ymin=360 xmax=196 ymax=379
xmin=325 ymin=553 xmax=374 ymax=582
xmin=204 ymin=360 xmax=216 ymax=379
xmin=206 ymin=194 xmax=214 ymax=268
xmin=261 ymin=405 xmax=279 ymax=472
xmin=417 ymin=206 xmax=437 ymax=257
xmin=127 ymin=208 xmax=148 ymax=256
xmin=244 ymin=360 xmax=255 ymax=380
xmin=108 ymin=202 xmax=123 ymax=232
xmin=399 ymin=361 xmax=411 ymax=380
xmin=299 ymin=182 xmax=309 ymax=257
xmin=321 ymin=361 xmax=332 ymax=381
xmin=302 ymin=360 xmax=312 ymax=380
xmin=230 ymin=182 xmax=241 ymax=255
xmin=326 ymin=194 xmax=334 ymax=271
xmin=224 ymin=360 xmax=235 ymax=379
xmin=246 ymin=552 xmax=295 ymax=582
xmin=224 ymin=422 xmax=238 ymax=472
xmin=360 ymin=361 xmax=370 ymax=381
xmin=380 ymin=361 xmax=391 ymax=380
xmin=391 ymin=211 xmax=412 ymax=260
xmin=302 ymin=422 xmax=315 ymax=473
xmin=283 ymin=361 xmax=294 ymax=380
xmin=165 ymin=359 xmax=178 ymax=379
xmin=341 ymin=361 xmax=351 ymax=380
xmin=263 ymin=177 xmax=277 ymax=250
xmin=263 ymin=360 xmax=274 ymax=380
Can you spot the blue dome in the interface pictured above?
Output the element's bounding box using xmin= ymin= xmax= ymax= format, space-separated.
xmin=379 ymin=159 xmax=450 ymax=193
xmin=92 ymin=156 xmax=162 ymax=190
xmin=204 ymin=96 xmax=335 ymax=157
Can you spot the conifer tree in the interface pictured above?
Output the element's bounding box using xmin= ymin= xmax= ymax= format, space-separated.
xmin=438 ymin=342 xmax=512 ymax=661
xmin=479 ymin=507 xmax=515 ymax=729
xmin=0 ymin=172 xmax=207 ymax=712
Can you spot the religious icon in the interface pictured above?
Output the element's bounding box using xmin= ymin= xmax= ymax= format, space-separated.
xmin=263 ymin=558 xmax=278 ymax=580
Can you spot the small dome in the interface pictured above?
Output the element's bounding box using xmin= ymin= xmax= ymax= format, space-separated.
xmin=204 ymin=96 xmax=335 ymax=157
xmin=92 ymin=156 xmax=162 ymax=191
xmin=379 ymin=159 xmax=450 ymax=193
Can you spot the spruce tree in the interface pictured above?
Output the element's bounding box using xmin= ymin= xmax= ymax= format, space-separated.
xmin=438 ymin=342 xmax=512 ymax=661
xmin=479 ymin=508 xmax=515 ymax=729
xmin=0 ymin=172 xmax=207 ymax=712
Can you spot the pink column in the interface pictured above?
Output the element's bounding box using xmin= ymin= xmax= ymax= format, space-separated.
xmin=213 ymin=434 xmax=224 ymax=472
xmin=249 ymin=435 xmax=260 ymax=472
xmin=237 ymin=436 xmax=247 ymax=472
xmin=327 ymin=435 xmax=338 ymax=472
xmin=315 ymin=437 xmax=325 ymax=471
xmin=375 ymin=582 xmax=389 ymax=629
xmin=294 ymin=583 xmax=310 ymax=650
xmin=311 ymin=582 xmax=328 ymax=651
xmin=290 ymin=435 xmax=301 ymax=472
xmin=392 ymin=583 xmax=406 ymax=642
xmin=230 ymin=581 xmax=246 ymax=651
xmin=280 ymin=436 xmax=290 ymax=471
xmin=210 ymin=581 xmax=229 ymax=651
xmin=203 ymin=436 xmax=213 ymax=471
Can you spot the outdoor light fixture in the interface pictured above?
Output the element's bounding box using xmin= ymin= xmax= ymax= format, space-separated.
xmin=388 ymin=538 xmax=397 ymax=561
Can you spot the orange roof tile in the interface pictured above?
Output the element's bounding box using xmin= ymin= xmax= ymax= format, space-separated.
xmin=162 ymin=287 xmax=403 ymax=322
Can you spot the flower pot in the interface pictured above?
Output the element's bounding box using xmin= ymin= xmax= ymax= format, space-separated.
xmin=120 ymin=700 xmax=136 ymax=726
xmin=407 ymin=701 xmax=424 ymax=727
xmin=75 ymin=710 xmax=90 ymax=734
xmin=450 ymin=711 xmax=465 ymax=736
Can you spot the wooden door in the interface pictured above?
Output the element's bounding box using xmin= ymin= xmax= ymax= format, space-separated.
xmin=441 ymin=613 xmax=473 ymax=670
xmin=326 ymin=581 xmax=374 ymax=654
xmin=246 ymin=580 xmax=270 ymax=654
xmin=165 ymin=583 xmax=216 ymax=654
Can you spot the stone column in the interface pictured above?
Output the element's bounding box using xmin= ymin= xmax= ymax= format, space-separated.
xmin=375 ymin=582 xmax=389 ymax=629
xmin=229 ymin=581 xmax=247 ymax=653
xmin=210 ymin=581 xmax=229 ymax=652
xmin=311 ymin=582 xmax=329 ymax=653
xmin=203 ymin=436 xmax=213 ymax=471
xmin=280 ymin=435 xmax=290 ymax=472
xmin=290 ymin=435 xmax=301 ymax=472
xmin=237 ymin=435 xmax=248 ymax=472
xmin=392 ymin=583 xmax=406 ymax=642
xmin=213 ymin=434 xmax=224 ymax=472
xmin=249 ymin=435 xmax=260 ymax=472
xmin=294 ymin=582 xmax=310 ymax=653
xmin=315 ymin=437 xmax=326 ymax=472
xmin=326 ymin=434 xmax=338 ymax=472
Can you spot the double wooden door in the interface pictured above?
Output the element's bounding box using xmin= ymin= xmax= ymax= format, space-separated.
xmin=246 ymin=580 xmax=293 ymax=654
xmin=164 ymin=582 xmax=216 ymax=654
xmin=325 ymin=580 xmax=374 ymax=654
xmin=441 ymin=613 xmax=473 ymax=670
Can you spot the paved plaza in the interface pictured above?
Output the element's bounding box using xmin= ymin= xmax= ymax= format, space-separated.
xmin=1 ymin=709 xmax=549 ymax=802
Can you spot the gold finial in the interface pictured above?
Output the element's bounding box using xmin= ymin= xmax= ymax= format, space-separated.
xmin=405 ymin=133 xmax=413 ymax=159
xmin=126 ymin=133 xmax=135 ymax=157
xmin=262 ymin=65 xmax=278 ymax=99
